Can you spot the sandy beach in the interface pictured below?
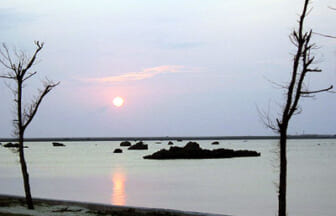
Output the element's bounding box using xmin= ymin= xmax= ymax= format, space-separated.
xmin=0 ymin=195 xmax=228 ymax=216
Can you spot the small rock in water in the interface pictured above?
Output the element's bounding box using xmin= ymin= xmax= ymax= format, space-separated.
xmin=4 ymin=143 xmax=19 ymax=148
xmin=52 ymin=142 xmax=66 ymax=147
xmin=212 ymin=141 xmax=219 ymax=145
xmin=168 ymin=141 xmax=174 ymax=145
xmin=3 ymin=143 xmax=28 ymax=148
xmin=120 ymin=141 xmax=131 ymax=147
xmin=113 ymin=148 xmax=123 ymax=153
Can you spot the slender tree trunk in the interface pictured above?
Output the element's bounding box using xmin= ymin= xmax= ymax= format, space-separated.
xmin=18 ymin=135 xmax=34 ymax=209
xmin=279 ymin=126 xmax=287 ymax=216
xmin=17 ymin=80 xmax=34 ymax=210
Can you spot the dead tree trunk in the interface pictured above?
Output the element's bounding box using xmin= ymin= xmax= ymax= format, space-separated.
xmin=278 ymin=125 xmax=288 ymax=216
xmin=0 ymin=41 xmax=59 ymax=209
xmin=260 ymin=0 xmax=333 ymax=215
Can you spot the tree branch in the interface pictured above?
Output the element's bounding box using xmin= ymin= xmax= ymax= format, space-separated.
xmin=300 ymin=85 xmax=333 ymax=95
xmin=0 ymin=74 xmax=16 ymax=79
xmin=22 ymin=41 xmax=44 ymax=77
xmin=313 ymin=32 xmax=336 ymax=39
xmin=23 ymin=81 xmax=59 ymax=130
xmin=22 ymin=72 xmax=37 ymax=82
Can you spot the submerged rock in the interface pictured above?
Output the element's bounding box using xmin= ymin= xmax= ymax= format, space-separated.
xmin=143 ymin=142 xmax=260 ymax=159
xmin=52 ymin=142 xmax=66 ymax=147
xmin=113 ymin=148 xmax=123 ymax=153
xmin=120 ymin=141 xmax=131 ymax=147
xmin=212 ymin=141 xmax=219 ymax=145
xmin=128 ymin=141 xmax=148 ymax=150
xmin=168 ymin=141 xmax=174 ymax=145
xmin=4 ymin=143 xmax=19 ymax=148
xmin=3 ymin=143 xmax=28 ymax=148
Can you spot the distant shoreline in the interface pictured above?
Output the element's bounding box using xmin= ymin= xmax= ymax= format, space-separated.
xmin=1 ymin=134 xmax=335 ymax=142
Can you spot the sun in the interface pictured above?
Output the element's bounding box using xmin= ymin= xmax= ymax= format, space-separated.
xmin=113 ymin=96 xmax=124 ymax=107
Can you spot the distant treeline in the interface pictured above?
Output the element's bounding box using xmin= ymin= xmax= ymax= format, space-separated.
xmin=1 ymin=134 xmax=335 ymax=142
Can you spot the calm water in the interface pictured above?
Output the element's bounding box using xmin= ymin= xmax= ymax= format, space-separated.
xmin=1 ymin=139 xmax=336 ymax=216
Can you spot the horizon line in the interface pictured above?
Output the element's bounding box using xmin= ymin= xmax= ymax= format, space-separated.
xmin=1 ymin=134 xmax=335 ymax=142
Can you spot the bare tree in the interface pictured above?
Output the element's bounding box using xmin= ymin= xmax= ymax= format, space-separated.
xmin=261 ymin=1 xmax=333 ymax=215
xmin=0 ymin=41 xmax=59 ymax=209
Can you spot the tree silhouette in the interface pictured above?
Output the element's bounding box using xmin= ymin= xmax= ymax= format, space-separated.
xmin=261 ymin=0 xmax=333 ymax=215
xmin=0 ymin=41 xmax=59 ymax=209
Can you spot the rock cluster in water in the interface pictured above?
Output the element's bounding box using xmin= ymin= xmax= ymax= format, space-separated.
xmin=120 ymin=141 xmax=131 ymax=147
xmin=128 ymin=141 xmax=148 ymax=150
xmin=143 ymin=142 xmax=260 ymax=159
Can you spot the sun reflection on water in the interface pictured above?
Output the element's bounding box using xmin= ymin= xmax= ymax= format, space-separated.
xmin=111 ymin=170 xmax=126 ymax=205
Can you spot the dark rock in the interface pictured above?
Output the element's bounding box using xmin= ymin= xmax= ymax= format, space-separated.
xmin=120 ymin=141 xmax=131 ymax=147
xmin=52 ymin=142 xmax=66 ymax=147
xmin=3 ymin=143 xmax=28 ymax=148
xmin=113 ymin=148 xmax=123 ymax=153
xmin=168 ymin=141 xmax=174 ymax=145
xmin=143 ymin=142 xmax=260 ymax=160
xmin=4 ymin=143 xmax=19 ymax=148
xmin=128 ymin=141 xmax=148 ymax=150
xmin=212 ymin=141 xmax=219 ymax=145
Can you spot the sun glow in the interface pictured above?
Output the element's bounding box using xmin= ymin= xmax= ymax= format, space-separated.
xmin=113 ymin=96 xmax=124 ymax=107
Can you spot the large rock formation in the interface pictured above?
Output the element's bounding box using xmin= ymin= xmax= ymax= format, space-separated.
xmin=143 ymin=142 xmax=260 ymax=159
xmin=128 ymin=141 xmax=148 ymax=150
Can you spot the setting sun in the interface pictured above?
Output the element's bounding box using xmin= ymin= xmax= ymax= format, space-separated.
xmin=113 ymin=96 xmax=124 ymax=107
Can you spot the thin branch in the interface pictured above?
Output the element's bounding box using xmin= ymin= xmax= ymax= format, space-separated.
xmin=1 ymin=43 xmax=14 ymax=66
xmin=257 ymin=106 xmax=279 ymax=132
xmin=23 ymin=81 xmax=60 ymax=129
xmin=312 ymin=32 xmax=336 ymax=39
xmin=300 ymin=85 xmax=333 ymax=94
xmin=22 ymin=41 xmax=44 ymax=77
xmin=0 ymin=75 xmax=16 ymax=79
xmin=22 ymin=72 xmax=37 ymax=82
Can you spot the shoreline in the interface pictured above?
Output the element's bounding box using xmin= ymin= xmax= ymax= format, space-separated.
xmin=0 ymin=134 xmax=335 ymax=142
xmin=0 ymin=194 xmax=228 ymax=216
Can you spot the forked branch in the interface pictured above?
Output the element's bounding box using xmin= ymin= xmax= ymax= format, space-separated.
xmin=23 ymin=81 xmax=60 ymax=130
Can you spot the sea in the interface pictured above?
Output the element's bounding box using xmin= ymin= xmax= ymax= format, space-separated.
xmin=0 ymin=139 xmax=335 ymax=216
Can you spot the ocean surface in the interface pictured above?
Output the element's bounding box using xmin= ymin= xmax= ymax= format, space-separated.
xmin=0 ymin=139 xmax=335 ymax=216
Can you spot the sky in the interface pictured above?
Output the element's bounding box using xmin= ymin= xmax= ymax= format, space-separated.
xmin=0 ymin=0 xmax=335 ymax=138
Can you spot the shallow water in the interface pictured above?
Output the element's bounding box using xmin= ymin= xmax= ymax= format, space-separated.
xmin=1 ymin=139 xmax=335 ymax=216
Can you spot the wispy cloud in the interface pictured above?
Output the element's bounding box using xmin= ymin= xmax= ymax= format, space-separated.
xmin=85 ymin=65 xmax=196 ymax=83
